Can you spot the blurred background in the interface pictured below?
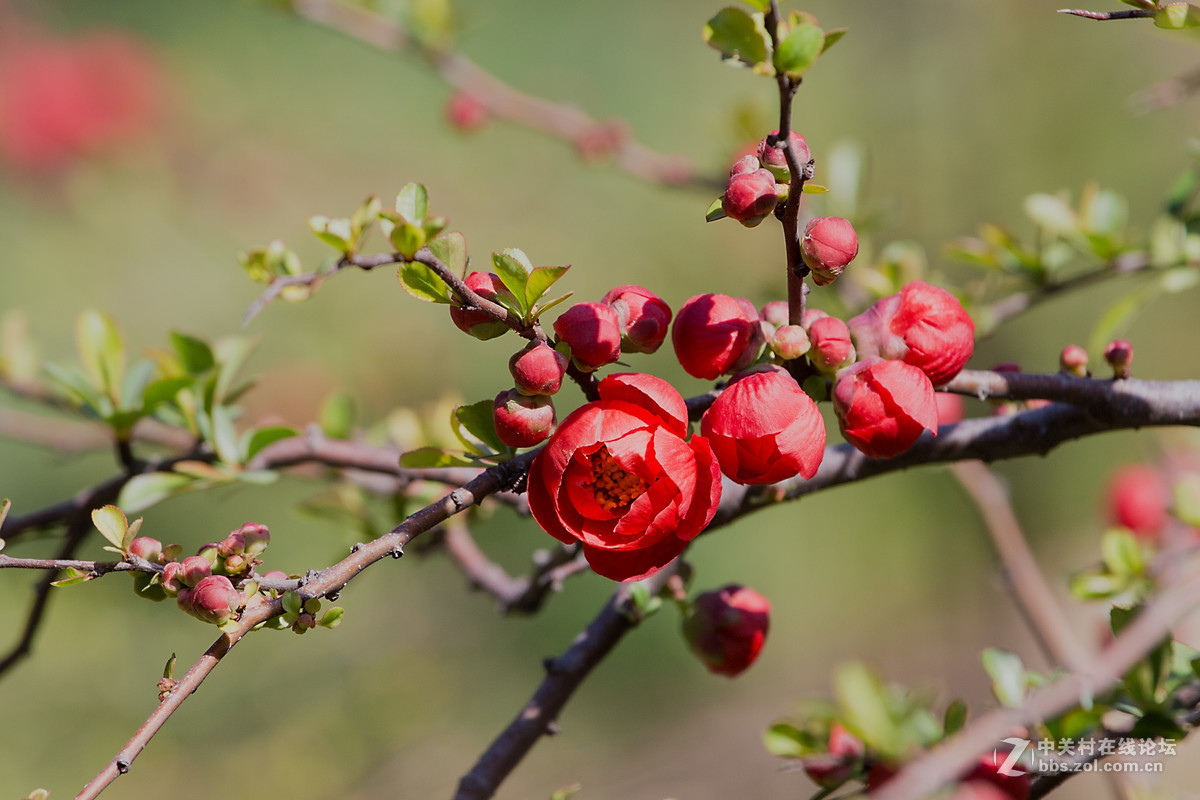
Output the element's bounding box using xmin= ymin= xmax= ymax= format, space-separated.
xmin=1 ymin=0 xmax=1199 ymax=797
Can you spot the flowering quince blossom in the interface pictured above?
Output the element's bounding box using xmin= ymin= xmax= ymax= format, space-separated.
xmin=552 ymin=301 xmax=622 ymax=371
xmin=601 ymin=284 xmax=672 ymax=354
xmin=449 ymin=271 xmax=513 ymax=340
xmin=682 ymin=584 xmax=771 ymax=677
xmin=833 ymin=357 xmax=937 ymax=459
xmin=849 ymin=280 xmax=975 ymax=387
xmin=527 ymin=373 xmax=721 ymax=582
xmin=700 ymin=367 xmax=826 ymax=485
xmin=1107 ymin=464 xmax=1170 ymax=541
xmin=671 ymin=293 xmax=756 ymax=380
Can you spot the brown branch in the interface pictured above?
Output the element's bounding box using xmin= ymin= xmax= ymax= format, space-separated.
xmin=870 ymin=572 xmax=1200 ymax=800
xmin=1058 ymin=8 xmax=1157 ymax=20
xmin=243 ymin=252 xmax=401 ymax=325
xmin=950 ymin=461 xmax=1093 ymax=671
xmin=454 ymin=564 xmax=677 ymax=800
xmin=0 ymin=554 xmax=159 ymax=576
xmin=76 ymin=450 xmax=536 ymax=798
xmin=289 ymin=0 xmax=710 ymax=190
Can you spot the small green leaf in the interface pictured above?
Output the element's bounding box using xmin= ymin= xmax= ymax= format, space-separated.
xmin=1089 ymin=286 xmax=1155 ymax=356
xmin=213 ymin=336 xmax=257 ymax=407
xmin=801 ymin=183 xmax=829 ymax=194
xmin=51 ymin=567 xmax=91 ymax=587
xmin=350 ymin=195 xmax=382 ymax=240
xmin=241 ymin=425 xmax=298 ymax=461
xmin=943 ymin=699 xmax=967 ymax=735
xmin=282 ymin=591 xmax=303 ymax=616
xmin=1155 ymin=3 xmax=1200 ymax=29
xmin=118 ymin=359 xmax=157 ymax=414
xmin=705 ymin=196 xmax=727 ymax=222
xmin=703 ymin=8 xmax=771 ymax=68
xmin=1174 ymin=474 xmax=1200 ymax=527
xmin=427 ymin=231 xmax=468 ymax=277
xmin=1161 ymin=266 xmax=1200 ymax=294
xmin=169 ymin=332 xmax=215 ymax=375
xmin=549 ymin=784 xmax=582 ymax=800
xmin=774 ymin=21 xmax=825 ymax=77
xmin=398 ymin=261 xmax=455 ymax=304
xmin=453 ymin=399 xmax=506 ymax=454
xmin=763 ymin=722 xmax=807 ymax=758
xmin=1024 ymin=193 xmax=1079 ymax=235
xmin=390 ymin=222 xmax=428 ymax=259
xmin=491 ymin=249 xmax=534 ymax=314
xmin=0 ymin=498 xmax=10 ymax=531
xmin=821 ymin=28 xmax=849 ymax=53
xmin=308 ymin=216 xmax=353 ymax=252
xmin=982 ymin=648 xmax=1027 ymax=708
xmin=91 ymin=505 xmax=128 ymax=550
xmin=142 ymin=377 xmax=193 ymax=410
xmin=318 ymin=607 xmax=344 ymax=628
xmin=524 ymin=265 xmax=570 ymax=310
xmin=321 ymin=393 xmax=357 ymax=440
xmin=209 ymin=405 xmax=241 ymax=466
xmin=530 ymin=291 xmax=575 ymax=321
xmin=398 ymin=447 xmax=481 ymax=468
xmin=75 ymin=310 xmax=125 ymax=399
xmin=1101 ymin=528 xmax=1146 ymax=577
xmin=396 ymin=183 xmax=429 ymax=222
xmin=163 ymin=652 xmax=176 ymax=679
xmin=117 ymin=472 xmax=197 ymax=513
xmin=833 ymin=662 xmax=906 ymax=760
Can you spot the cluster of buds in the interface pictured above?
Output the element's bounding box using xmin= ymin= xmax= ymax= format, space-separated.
xmin=721 ymin=131 xmax=810 ymax=227
xmin=151 ymin=523 xmax=271 ymax=628
xmin=681 ymin=584 xmax=771 ymax=677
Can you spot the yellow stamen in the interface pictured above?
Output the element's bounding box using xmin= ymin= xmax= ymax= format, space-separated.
xmin=586 ymin=447 xmax=648 ymax=513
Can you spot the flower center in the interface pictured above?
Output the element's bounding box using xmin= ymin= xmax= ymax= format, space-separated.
xmin=586 ymin=447 xmax=648 ymax=513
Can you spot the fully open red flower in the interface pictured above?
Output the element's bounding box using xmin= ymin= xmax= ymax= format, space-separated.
xmin=528 ymin=373 xmax=721 ymax=582
xmin=700 ymin=367 xmax=825 ymax=485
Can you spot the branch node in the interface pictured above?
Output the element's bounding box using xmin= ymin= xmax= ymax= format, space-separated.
xmin=390 ymin=545 xmax=405 ymax=559
xmin=116 ymin=758 xmax=130 ymax=774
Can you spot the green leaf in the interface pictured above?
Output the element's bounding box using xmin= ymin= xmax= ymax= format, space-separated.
xmin=774 ymin=22 xmax=825 ymax=77
xmin=91 ymin=505 xmax=128 ymax=551
xmin=1101 ymin=529 xmax=1146 ymax=577
xmin=427 ymin=231 xmax=468 ymax=277
xmin=1024 ymin=193 xmax=1079 ymax=235
xmin=982 ymin=648 xmax=1027 ymax=708
xmin=1089 ymin=286 xmax=1155 ymax=356
xmin=703 ymin=8 xmax=771 ymax=69
xmin=398 ymin=261 xmax=455 ymax=304
xmin=212 ymin=336 xmax=257 ymax=407
xmin=396 ymin=183 xmax=429 ymax=222
xmin=530 ymin=291 xmax=574 ymax=321
xmin=398 ymin=447 xmax=481 ymax=468
xmin=241 ymin=425 xmax=298 ymax=461
xmin=1069 ymin=569 xmax=1128 ymax=600
xmin=491 ymin=249 xmax=534 ymax=314
xmin=234 ymin=470 xmax=279 ymax=485
xmin=524 ymin=266 xmax=570 ymax=310
xmin=163 ymin=652 xmax=177 ymax=679
xmin=741 ymin=0 xmax=769 ymax=9
xmin=453 ymin=399 xmax=506 ymax=454
xmin=350 ymin=195 xmax=382 ymax=241
xmin=390 ymin=222 xmax=428 ymax=259
xmin=209 ymin=404 xmax=242 ymax=466
xmin=117 ymin=472 xmax=196 ymax=513
xmin=801 ymin=183 xmax=829 ymax=194
xmin=1155 ymin=3 xmax=1200 ymax=29
xmin=318 ymin=607 xmax=344 ymax=629
xmin=833 ymin=662 xmax=906 ymax=760
xmin=321 ymin=393 xmax=357 ymax=440
xmin=142 ymin=377 xmax=192 ymax=410
xmin=821 ymin=28 xmax=848 ymax=53
xmin=1161 ymin=266 xmax=1200 ymax=294
xmin=549 ymin=784 xmax=582 ymax=800
xmin=943 ymin=699 xmax=967 ymax=735
xmin=170 ymin=332 xmax=215 ymax=375
xmin=0 ymin=498 xmax=10 ymax=532
xmin=763 ymin=722 xmax=807 ymax=758
xmin=51 ymin=567 xmax=91 ymax=587
xmin=1174 ymin=474 xmax=1200 ymax=527
xmin=75 ymin=310 xmax=125 ymax=399
xmin=705 ymin=196 xmax=727 ymax=222
xmin=308 ymin=216 xmax=353 ymax=252
xmin=118 ymin=359 xmax=158 ymax=414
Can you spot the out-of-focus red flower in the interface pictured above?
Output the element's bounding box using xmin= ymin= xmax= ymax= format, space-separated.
xmin=833 ymin=357 xmax=937 ymax=458
xmin=802 ymin=722 xmax=865 ymax=786
xmin=0 ymin=28 xmax=161 ymax=171
xmin=445 ymin=91 xmax=489 ymax=132
xmin=671 ymin=293 xmax=756 ymax=380
xmin=700 ymin=367 xmax=825 ymax=485
xmin=849 ymin=281 xmax=975 ymax=387
xmin=1107 ymin=464 xmax=1170 ymax=541
xmin=553 ymin=302 xmax=622 ymax=371
xmin=682 ymin=584 xmax=770 ymax=677
xmin=527 ymin=373 xmax=721 ymax=581
xmin=449 ymin=272 xmax=512 ymax=340
xmin=601 ymin=285 xmax=672 ymax=354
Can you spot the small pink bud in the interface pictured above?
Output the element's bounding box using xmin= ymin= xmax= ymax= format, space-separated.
xmin=808 ymin=316 xmax=856 ymax=375
xmin=682 ymin=584 xmax=771 ymax=677
xmin=600 ymin=285 xmax=673 ymax=355
xmin=445 ymin=91 xmax=489 ymax=133
xmin=801 ymin=217 xmax=859 ymax=286
xmin=1103 ymin=339 xmax=1133 ymax=379
xmin=128 ymin=536 xmax=163 ymax=563
xmin=729 ymin=154 xmax=760 ymax=177
xmin=721 ymin=168 xmax=778 ymax=227
xmin=179 ymin=555 xmax=212 ymax=588
xmin=217 ymin=533 xmax=244 ymax=558
xmin=1060 ymin=344 xmax=1088 ymax=377
xmin=223 ymin=554 xmax=247 ymax=575
xmin=771 ymin=324 xmax=810 ymax=360
xmin=756 ymin=130 xmax=811 ymax=182
xmin=759 ymin=300 xmax=790 ymax=328
xmin=236 ymin=523 xmax=270 ymax=556
xmin=509 ymin=341 xmax=568 ymax=396
xmin=262 ymin=570 xmax=289 ymax=582
xmin=188 ymin=575 xmax=242 ymax=626
xmin=802 ymin=307 xmax=830 ymax=329
xmin=1108 ymin=465 xmax=1169 ymax=542
xmin=552 ymin=302 xmax=621 ymax=371
xmin=493 ymin=390 xmax=556 ymax=448
xmin=449 ymin=272 xmax=512 ymax=341
xmin=161 ymin=561 xmax=184 ymax=596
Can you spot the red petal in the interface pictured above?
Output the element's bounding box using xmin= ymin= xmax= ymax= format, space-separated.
xmin=599 ymin=373 xmax=688 ymax=437
xmin=581 ymin=534 xmax=689 ymax=582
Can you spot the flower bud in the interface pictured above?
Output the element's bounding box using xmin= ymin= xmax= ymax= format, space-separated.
xmin=729 ymin=154 xmax=760 ymax=177
xmin=729 ymin=318 xmax=770 ymax=372
xmin=128 ymin=536 xmax=163 ymax=563
xmin=802 ymin=722 xmax=865 ymax=787
xmin=700 ymin=367 xmax=825 ymax=485
xmin=1059 ymin=344 xmax=1088 ymax=377
xmin=237 ymin=523 xmax=270 ymax=557
xmin=760 ymin=300 xmax=790 ymax=329
xmin=217 ymin=533 xmax=244 ymax=558
xmin=449 ymin=272 xmax=512 ymax=341
xmin=671 ymin=293 xmax=757 ymax=380
xmin=849 ymin=281 xmax=975 ymax=386
xmin=808 ymin=316 xmax=856 ymax=375
xmin=445 ymin=91 xmax=489 ymax=133
xmin=187 ymin=575 xmax=242 ymax=626
xmin=802 ymin=307 xmax=830 ymax=329
xmin=493 ymin=390 xmax=556 ymax=448
xmin=179 ymin=555 xmax=212 ymax=588
xmin=222 ymin=554 xmax=248 ymax=575
xmin=771 ymin=324 xmax=810 ymax=360
xmin=1107 ymin=464 xmax=1169 ymax=541
xmin=682 ymin=584 xmax=771 ymax=677
xmin=833 ymin=357 xmax=938 ymax=458
xmin=1103 ymin=339 xmax=1133 ymax=379
xmin=509 ymin=341 xmax=568 ymax=396
xmin=801 ymin=217 xmax=859 ymax=286
xmin=721 ymin=168 xmax=778 ymax=227
xmin=552 ymin=302 xmax=621 ymax=371
xmin=161 ymin=561 xmax=184 ymax=597
xmin=600 ymin=285 xmax=672 ymax=354
xmin=756 ymin=130 xmax=811 ymax=183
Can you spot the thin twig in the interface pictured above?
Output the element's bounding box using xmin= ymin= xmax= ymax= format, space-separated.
xmin=1058 ymin=8 xmax=1157 ymax=21
xmin=0 ymin=554 xmax=159 ymax=575
xmin=951 ymin=461 xmax=1093 ymax=671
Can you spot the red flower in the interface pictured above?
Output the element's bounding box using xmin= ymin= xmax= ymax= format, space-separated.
xmin=849 ymin=281 xmax=975 ymax=387
xmin=601 ymin=284 xmax=672 ymax=354
xmin=672 ymin=293 xmax=756 ymax=380
xmin=1107 ymin=464 xmax=1169 ymax=541
xmin=700 ymin=367 xmax=826 ymax=485
xmin=833 ymin=358 xmax=937 ymax=458
xmin=527 ymin=373 xmax=721 ymax=582
xmin=553 ymin=302 xmax=622 ymax=371
xmin=682 ymin=584 xmax=771 ymax=677
xmin=445 ymin=91 xmax=489 ymax=133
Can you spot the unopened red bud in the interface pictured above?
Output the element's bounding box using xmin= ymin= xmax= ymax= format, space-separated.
xmin=808 ymin=316 xmax=856 ymax=375
xmin=552 ymin=302 xmax=621 ymax=371
xmin=801 ymin=217 xmax=858 ymax=286
xmin=756 ymin=130 xmax=811 ymax=183
xmin=217 ymin=533 xmax=244 ymax=558
xmin=237 ymin=523 xmax=270 ymax=556
xmin=161 ymin=561 xmax=184 ymax=596
xmin=721 ymin=168 xmax=778 ymax=227
xmin=729 ymin=154 xmax=760 ymax=177
xmin=128 ymin=536 xmax=163 ymax=563
xmin=188 ymin=575 xmax=242 ymax=626
xmin=600 ymin=285 xmax=672 ymax=355
xmin=509 ymin=341 xmax=568 ymax=396
xmin=802 ymin=307 xmax=830 ymax=329
xmin=223 ymin=554 xmax=247 ymax=575
xmin=493 ymin=390 xmax=556 ymax=448
xmin=262 ymin=570 xmax=289 ymax=581
xmin=445 ymin=91 xmax=489 ymax=133
xmin=760 ymin=300 xmax=790 ymax=328
xmin=449 ymin=272 xmax=512 ymax=341
xmin=1104 ymin=339 xmax=1133 ymax=379
xmin=671 ymin=293 xmax=757 ymax=380
xmin=1059 ymin=344 xmax=1088 ymax=376
xmin=730 ymin=319 xmax=770 ymax=372
xmin=682 ymin=584 xmax=771 ymax=677
xmin=179 ymin=555 xmax=212 ymax=588
xmin=771 ymin=324 xmax=810 ymax=360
